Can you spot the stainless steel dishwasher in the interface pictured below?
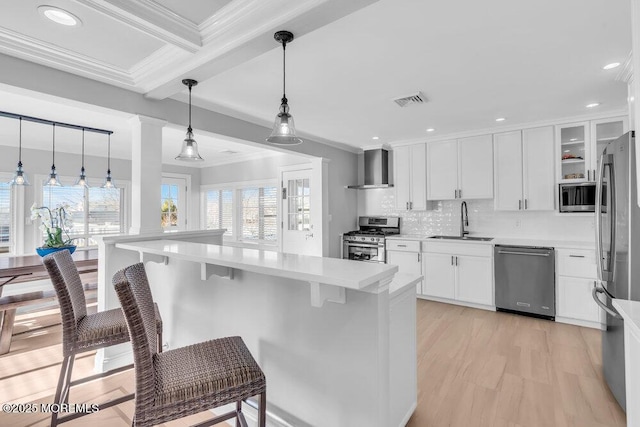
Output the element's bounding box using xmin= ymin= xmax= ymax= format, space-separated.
xmin=494 ymin=245 xmax=555 ymax=319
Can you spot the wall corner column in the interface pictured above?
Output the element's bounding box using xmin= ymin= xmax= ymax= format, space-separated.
xmin=128 ymin=115 xmax=166 ymax=234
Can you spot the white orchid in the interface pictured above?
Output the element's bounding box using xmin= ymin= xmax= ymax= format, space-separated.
xmin=31 ymin=204 xmax=75 ymax=248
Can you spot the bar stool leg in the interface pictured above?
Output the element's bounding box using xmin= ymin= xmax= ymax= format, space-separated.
xmin=258 ymin=391 xmax=267 ymax=427
xmin=51 ymin=355 xmax=72 ymax=427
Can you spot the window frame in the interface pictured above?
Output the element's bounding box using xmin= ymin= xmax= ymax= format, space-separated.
xmin=0 ymin=172 xmax=15 ymax=255
xmin=201 ymin=179 xmax=279 ymax=246
xmin=33 ymin=174 xmax=129 ymax=250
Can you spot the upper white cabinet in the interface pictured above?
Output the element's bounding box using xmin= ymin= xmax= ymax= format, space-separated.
xmin=494 ymin=126 xmax=555 ymax=211
xmin=394 ymin=143 xmax=427 ymax=210
xmin=556 ymin=117 xmax=627 ymax=183
xmin=427 ymin=135 xmax=493 ymax=201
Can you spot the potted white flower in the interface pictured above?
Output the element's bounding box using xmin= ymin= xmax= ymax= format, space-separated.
xmin=30 ymin=203 xmax=76 ymax=256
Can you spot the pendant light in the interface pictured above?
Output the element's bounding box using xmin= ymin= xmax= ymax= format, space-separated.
xmin=8 ymin=117 xmax=30 ymax=186
xmin=44 ymin=123 xmax=62 ymax=187
xmin=74 ymin=128 xmax=89 ymax=187
xmin=266 ymin=30 xmax=302 ymax=145
xmin=175 ymin=78 xmax=204 ymax=161
xmin=102 ymin=133 xmax=116 ymax=189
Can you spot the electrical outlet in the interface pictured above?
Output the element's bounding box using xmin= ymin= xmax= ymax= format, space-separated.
xmin=515 ymin=219 xmax=521 ymax=228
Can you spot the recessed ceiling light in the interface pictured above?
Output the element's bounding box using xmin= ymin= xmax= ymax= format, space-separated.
xmin=603 ymin=62 xmax=621 ymax=70
xmin=495 ymin=117 xmax=506 ymax=122
xmin=372 ymin=136 xmax=379 ymax=140
xmin=586 ymin=103 xmax=600 ymax=108
xmin=38 ymin=6 xmax=81 ymax=26
xmin=426 ymin=128 xmax=435 ymax=132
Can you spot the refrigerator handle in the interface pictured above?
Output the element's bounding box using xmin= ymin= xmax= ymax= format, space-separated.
xmin=592 ymin=281 xmax=622 ymax=319
xmin=595 ymin=155 xmax=604 ymax=282
xmin=608 ymin=156 xmax=617 ymax=283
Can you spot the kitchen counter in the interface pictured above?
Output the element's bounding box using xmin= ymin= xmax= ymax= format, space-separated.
xmin=387 ymin=234 xmax=594 ymax=250
xmin=613 ymin=299 xmax=640 ymax=337
xmin=612 ymin=299 xmax=640 ymax=426
xmin=99 ymin=232 xmax=416 ymax=427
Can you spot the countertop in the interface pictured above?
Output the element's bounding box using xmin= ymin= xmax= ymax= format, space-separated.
xmin=389 ymin=273 xmax=422 ymax=295
xmin=386 ymin=234 xmax=594 ymax=250
xmin=116 ymin=239 xmax=399 ymax=291
xmin=612 ymin=299 xmax=640 ymax=337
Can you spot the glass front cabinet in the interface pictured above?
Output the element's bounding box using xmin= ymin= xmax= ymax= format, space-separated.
xmin=556 ymin=117 xmax=627 ymax=183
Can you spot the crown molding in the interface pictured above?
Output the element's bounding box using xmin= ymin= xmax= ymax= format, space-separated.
xmin=0 ymin=27 xmax=135 ymax=88
xmin=388 ymin=109 xmax=629 ymax=147
xmin=75 ymin=0 xmax=202 ymax=52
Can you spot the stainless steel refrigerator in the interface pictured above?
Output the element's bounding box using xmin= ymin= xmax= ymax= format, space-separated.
xmin=592 ymin=130 xmax=639 ymax=412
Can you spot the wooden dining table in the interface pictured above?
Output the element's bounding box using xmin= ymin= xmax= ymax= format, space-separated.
xmin=0 ymin=249 xmax=98 ymax=354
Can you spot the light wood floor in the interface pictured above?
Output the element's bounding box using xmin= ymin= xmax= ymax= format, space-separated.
xmin=0 ymin=299 xmax=627 ymax=427
xmin=407 ymin=299 xmax=626 ymax=427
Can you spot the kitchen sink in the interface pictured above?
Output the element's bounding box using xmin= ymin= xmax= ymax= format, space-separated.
xmin=429 ymin=235 xmax=494 ymax=242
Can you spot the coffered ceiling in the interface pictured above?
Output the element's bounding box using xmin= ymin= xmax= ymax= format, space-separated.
xmin=0 ymin=0 xmax=632 ymax=151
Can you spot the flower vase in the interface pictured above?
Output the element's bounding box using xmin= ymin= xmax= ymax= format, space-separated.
xmin=36 ymin=245 xmax=77 ymax=257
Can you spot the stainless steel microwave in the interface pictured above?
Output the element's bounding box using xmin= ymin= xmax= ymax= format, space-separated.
xmin=559 ymin=182 xmax=599 ymax=213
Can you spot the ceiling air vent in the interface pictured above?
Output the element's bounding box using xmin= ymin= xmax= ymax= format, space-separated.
xmin=392 ymin=91 xmax=427 ymax=108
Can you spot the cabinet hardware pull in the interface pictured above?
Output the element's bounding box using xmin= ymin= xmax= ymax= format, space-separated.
xmin=397 ymin=245 xmax=407 ymax=247
xmin=410 ymin=201 xmax=413 ymax=210
xmin=498 ymin=250 xmax=550 ymax=257
xmin=569 ymin=255 xmax=585 ymax=258
xmin=525 ymin=199 xmax=528 ymax=209
xmin=418 ymin=253 xmax=421 ymax=262
xmin=454 ymin=189 xmax=457 ymax=199
xmin=587 ymin=170 xmax=590 ymax=181
xmin=406 ymin=202 xmax=409 ymax=210
xmin=519 ymin=200 xmax=522 ymax=210
xmin=455 ymin=256 xmax=458 ymax=266
xmin=451 ymin=256 xmax=454 ymax=266
xmin=459 ymin=189 xmax=462 ymax=198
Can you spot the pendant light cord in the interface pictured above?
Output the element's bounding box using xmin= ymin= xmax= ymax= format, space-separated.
xmin=52 ymin=123 xmax=56 ymax=169
xmin=282 ymin=41 xmax=286 ymax=99
xmin=18 ymin=117 xmax=22 ymax=164
xmin=81 ymin=128 xmax=85 ymax=171
xmin=188 ymin=83 xmax=193 ymax=132
xmin=107 ymin=134 xmax=111 ymax=173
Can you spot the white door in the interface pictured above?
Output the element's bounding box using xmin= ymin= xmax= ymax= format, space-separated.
xmin=161 ymin=177 xmax=186 ymax=230
xmin=393 ymin=146 xmax=411 ymax=210
xmin=281 ymin=169 xmax=320 ymax=256
xmin=427 ymin=140 xmax=458 ymax=200
xmin=422 ymin=253 xmax=455 ymax=299
xmin=455 ymin=255 xmax=493 ymax=305
xmin=494 ymin=131 xmax=523 ymax=211
xmin=409 ymin=143 xmax=427 ymax=210
xmin=458 ymin=135 xmax=494 ymax=199
xmin=523 ymin=126 xmax=555 ymax=211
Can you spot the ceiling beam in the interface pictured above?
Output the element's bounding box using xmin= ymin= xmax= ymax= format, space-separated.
xmin=75 ymin=0 xmax=202 ymax=53
xmin=141 ymin=0 xmax=379 ymax=100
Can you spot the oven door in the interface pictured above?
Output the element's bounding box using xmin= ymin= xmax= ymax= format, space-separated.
xmin=343 ymin=241 xmax=385 ymax=263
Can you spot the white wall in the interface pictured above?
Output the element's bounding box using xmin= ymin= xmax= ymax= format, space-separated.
xmin=200 ymin=153 xmax=307 ymax=185
xmin=358 ymin=188 xmax=594 ymax=241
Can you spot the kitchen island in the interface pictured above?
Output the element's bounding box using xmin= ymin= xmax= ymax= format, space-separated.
xmin=97 ymin=231 xmax=417 ymax=427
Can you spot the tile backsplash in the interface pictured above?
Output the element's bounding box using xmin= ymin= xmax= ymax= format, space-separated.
xmin=357 ymin=188 xmax=594 ymax=241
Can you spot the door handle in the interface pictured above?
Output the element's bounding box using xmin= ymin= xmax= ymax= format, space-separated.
xmin=305 ymin=233 xmax=314 ymax=239
xmin=592 ymin=282 xmax=622 ymax=319
xmin=497 ymin=250 xmax=550 ymax=257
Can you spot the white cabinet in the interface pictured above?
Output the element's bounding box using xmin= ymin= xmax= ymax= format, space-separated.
xmin=556 ymin=117 xmax=627 ymax=183
xmin=394 ymin=144 xmax=427 ymax=210
xmin=422 ymin=241 xmax=493 ymax=307
xmin=427 ymin=135 xmax=493 ymax=201
xmin=387 ymin=239 xmax=423 ymax=293
xmin=556 ymin=248 xmax=601 ymax=326
xmin=494 ymin=126 xmax=555 ymax=211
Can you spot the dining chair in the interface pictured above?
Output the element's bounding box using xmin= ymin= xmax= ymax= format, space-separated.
xmin=113 ymin=262 xmax=266 ymax=427
xmin=43 ymin=250 xmax=163 ymax=427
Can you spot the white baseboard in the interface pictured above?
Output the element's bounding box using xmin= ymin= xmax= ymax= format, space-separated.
xmin=94 ymin=347 xmax=133 ymax=373
xmin=555 ymin=316 xmax=604 ymax=330
xmin=417 ymin=295 xmax=496 ymax=312
xmin=398 ymin=401 xmax=417 ymax=427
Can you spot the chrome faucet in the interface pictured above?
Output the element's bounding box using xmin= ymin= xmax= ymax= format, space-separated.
xmin=460 ymin=201 xmax=469 ymax=237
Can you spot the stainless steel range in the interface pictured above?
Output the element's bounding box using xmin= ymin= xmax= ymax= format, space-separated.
xmin=342 ymin=217 xmax=400 ymax=263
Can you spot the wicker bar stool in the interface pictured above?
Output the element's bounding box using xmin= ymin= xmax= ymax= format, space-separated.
xmin=113 ymin=262 xmax=266 ymax=427
xmin=42 ymin=250 xmax=163 ymax=427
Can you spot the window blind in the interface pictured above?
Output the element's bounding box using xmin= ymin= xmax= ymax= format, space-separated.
xmin=240 ymin=186 xmax=277 ymax=241
xmin=0 ymin=183 xmax=11 ymax=249
xmin=205 ymin=189 xmax=233 ymax=237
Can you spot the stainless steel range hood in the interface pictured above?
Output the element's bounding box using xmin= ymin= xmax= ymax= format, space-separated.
xmin=347 ymin=149 xmax=394 ymax=189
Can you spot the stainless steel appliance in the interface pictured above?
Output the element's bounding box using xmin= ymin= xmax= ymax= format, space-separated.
xmin=347 ymin=149 xmax=393 ymax=189
xmin=342 ymin=216 xmax=400 ymax=263
xmin=559 ymin=182 xmax=598 ymax=213
xmin=494 ymin=245 xmax=555 ymax=319
xmin=592 ymin=131 xmax=639 ymax=412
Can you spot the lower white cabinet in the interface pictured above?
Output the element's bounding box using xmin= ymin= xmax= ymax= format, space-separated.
xmin=422 ymin=241 xmax=493 ymax=307
xmin=555 ymin=248 xmax=601 ymax=326
xmin=387 ymin=239 xmax=423 ymax=293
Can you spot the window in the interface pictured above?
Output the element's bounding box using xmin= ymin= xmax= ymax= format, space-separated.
xmin=42 ymin=184 xmax=123 ymax=247
xmin=204 ymin=189 xmax=234 ymax=237
xmin=0 ymin=183 xmax=11 ymax=253
xmin=240 ymin=187 xmax=277 ymax=241
xmin=203 ymin=182 xmax=278 ymax=244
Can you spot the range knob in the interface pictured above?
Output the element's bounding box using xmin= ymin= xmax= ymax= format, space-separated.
xmin=360 ymin=237 xmax=365 ymax=241
xmin=371 ymin=238 xmax=375 ymax=242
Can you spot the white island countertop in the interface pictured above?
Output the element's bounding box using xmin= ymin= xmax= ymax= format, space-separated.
xmin=116 ymin=239 xmax=398 ymax=291
xmin=613 ymin=299 xmax=640 ymax=337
